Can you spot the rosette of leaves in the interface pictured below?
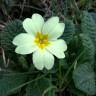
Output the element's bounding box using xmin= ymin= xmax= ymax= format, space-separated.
xmin=1 ymin=11 xmax=96 ymax=96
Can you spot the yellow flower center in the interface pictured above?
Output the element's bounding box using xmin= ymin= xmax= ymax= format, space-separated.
xmin=34 ymin=32 xmax=49 ymax=49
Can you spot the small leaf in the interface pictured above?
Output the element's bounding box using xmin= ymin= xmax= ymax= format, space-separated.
xmin=1 ymin=20 xmax=25 ymax=53
xmin=73 ymin=63 xmax=96 ymax=95
xmin=62 ymin=19 xmax=75 ymax=43
xmin=0 ymin=73 xmax=27 ymax=96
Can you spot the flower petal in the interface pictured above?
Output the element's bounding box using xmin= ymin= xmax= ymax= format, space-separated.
xmin=49 ymin=23 xmax=65 ymax=40
xmin=23 ymin=13 xmax=44 ymax=35
xmin=12 ymin=33 xmax=34 ymax=46
xmin=42 ymin=17 xmax=65 ymax=40
xmin=42 ymin=17 xmax=59 ymax=34
xmin=46 ymin=39 xmax=67 ymax=59
xmin=33 ymin=49 xmax=54 ymax=70
xmin=15 ymin=44 xmax=37 ymax=54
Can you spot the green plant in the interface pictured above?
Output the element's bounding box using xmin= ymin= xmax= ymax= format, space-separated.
xmin=0 ymin=0 xmax=96 ymax=96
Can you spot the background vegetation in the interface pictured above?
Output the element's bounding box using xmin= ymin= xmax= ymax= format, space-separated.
xmin=0 ymin=0 xmax=96 ymax=96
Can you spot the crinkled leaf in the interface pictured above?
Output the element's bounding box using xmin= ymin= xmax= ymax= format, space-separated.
xmin=1 ymin=19 xmax=25 ymax=53
xmin=90 ymin=12 xmax=96 ymax=23
xmin=73 ymin=34 xmax=96 ymax=95
xmin=62 ymin=19 xmax=75 ymax=43
xmin=73 ymin=63 xmax=96 ymax=95
xmin=81 ymin=11 xmax=96 ymax=48
xmin=79 ymin=34 xmax=95 ymax=64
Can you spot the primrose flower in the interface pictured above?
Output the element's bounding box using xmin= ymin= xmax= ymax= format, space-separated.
xmin=12 ymin=13 xmax=67 ymax=70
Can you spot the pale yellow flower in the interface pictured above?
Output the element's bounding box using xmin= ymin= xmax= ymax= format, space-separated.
xmin=12 ymin=13 xmax=67 ymax=70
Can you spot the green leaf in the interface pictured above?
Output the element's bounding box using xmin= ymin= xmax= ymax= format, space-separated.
xmin=73 ymin=34 xmax=96 ymax=95
xmin=81 ymin=11 xmax=96 ymax=48
xmin=26 ymin=78 xmax=55 ymax=96
xmin=90 ymin=12 xmax=96 ymax=23
xmin=79 ymin=34 xmax=95 ymax=64
xmin=73 ymin=63 xmax=96 ymax=95
xmin=69 ymin=83 xmax=85 ymax=96
xmin=0 ymin=73 xmax=27 ymax=96
xmin=59 ymin=59 xmax=69 ymax=69
xmin=62 ymin=19 xmax=75 ymax=43
xmin=1 ymin=19 xmax=25 ymax=53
